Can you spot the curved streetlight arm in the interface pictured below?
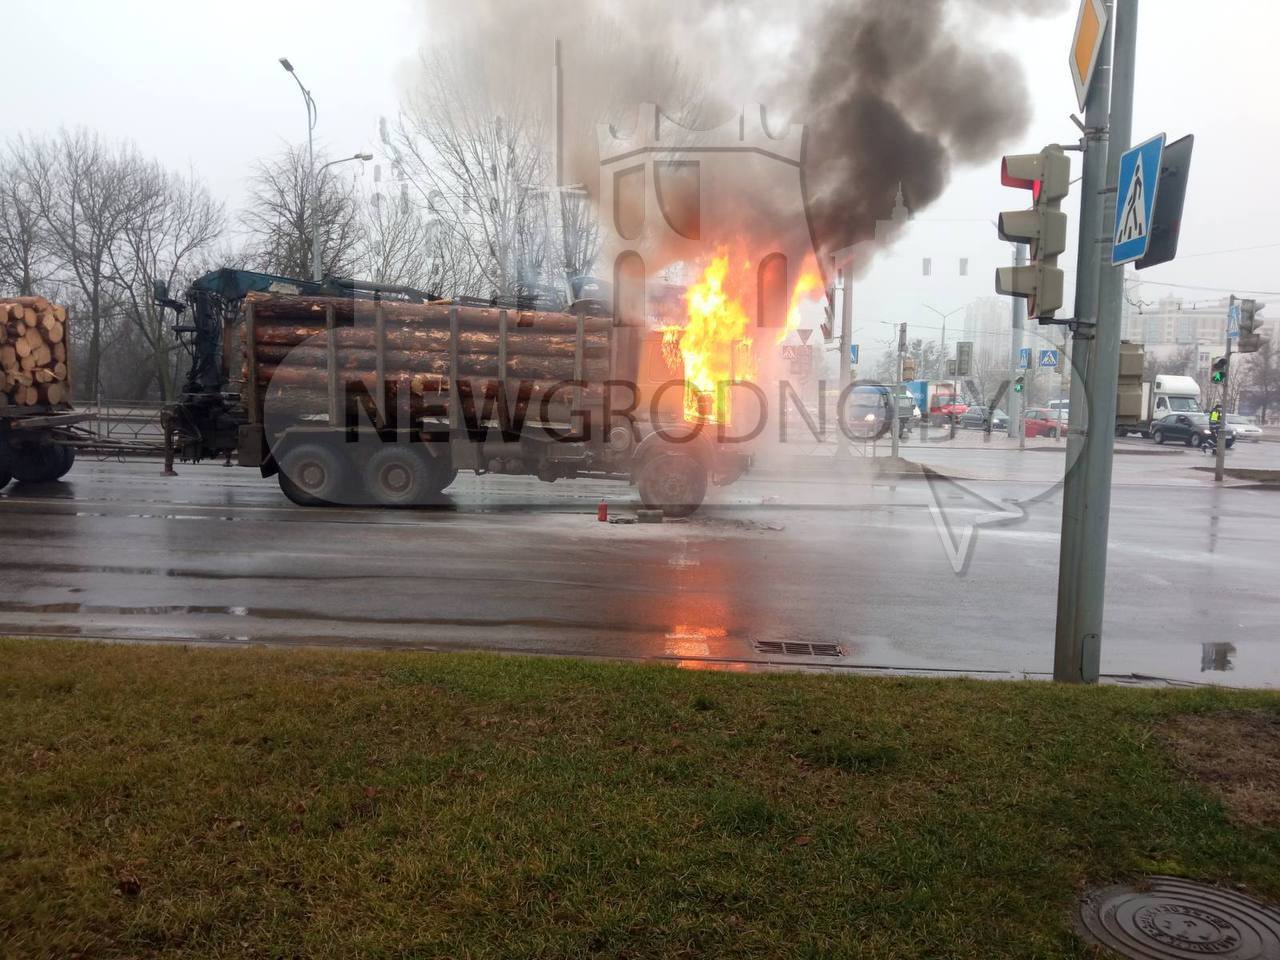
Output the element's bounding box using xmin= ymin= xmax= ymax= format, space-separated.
xmin=310 ymin=153 xmax=372 ymax=282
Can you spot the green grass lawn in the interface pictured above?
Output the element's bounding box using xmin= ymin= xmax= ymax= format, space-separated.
xmin=1 ymin=638 xmax=1278 ymax=959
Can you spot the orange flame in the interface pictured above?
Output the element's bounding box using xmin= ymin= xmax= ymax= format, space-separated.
xmin=781 ymin=255 xmax=823 ymax=345
xmin=662 ymin=249 xmax=821 ymax=424
xmin=665 ymin=254 xmax=754 ymax=423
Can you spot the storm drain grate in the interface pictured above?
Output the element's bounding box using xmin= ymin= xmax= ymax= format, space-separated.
xmin=1076 ymin=876 xmax=1280 ymax=959
xmin=755 ymin=641 xmax=845 ymax=658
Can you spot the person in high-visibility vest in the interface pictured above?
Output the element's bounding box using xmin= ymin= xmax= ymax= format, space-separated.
xmin=1209 ymin=404 xmax=1223 ymax=426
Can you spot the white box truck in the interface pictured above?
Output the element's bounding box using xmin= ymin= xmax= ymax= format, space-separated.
xmin=1115 ymin=374 xmax=1202 ymax=438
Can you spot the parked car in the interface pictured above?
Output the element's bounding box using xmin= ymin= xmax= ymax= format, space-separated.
xmin=959 ymin=406 xmax=1008 ymax=431
xmin=1226 ymin=414 xmax=1263 ymax=441
xmin=1024 ymin=407 xmax=1064 ymax=439
xmin=1150 ymin=412 xmax=1235 ymax=449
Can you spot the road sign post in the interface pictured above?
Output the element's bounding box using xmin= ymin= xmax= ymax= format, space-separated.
xmin=1056 ymin=0 xmax=1140 ymax=685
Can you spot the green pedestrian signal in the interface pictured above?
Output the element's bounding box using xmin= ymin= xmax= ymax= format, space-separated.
xmin=1211 ymin=357 xmax=1228 ymax=384
xmin=1013 ymin=375 xmax=1025 ymax=393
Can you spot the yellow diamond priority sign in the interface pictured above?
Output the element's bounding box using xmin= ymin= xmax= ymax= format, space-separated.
xmin=1070 ymin=0 xmax=1108 ymax=112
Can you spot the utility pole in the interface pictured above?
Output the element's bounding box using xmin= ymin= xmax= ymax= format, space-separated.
xmin=1053 ymin=0 xmax=1118 ymax=684
xmin=1216 ymin=295 xmax=1234 ymax=481
xmin=1008 ymin=242 xmax=1027 ymax=445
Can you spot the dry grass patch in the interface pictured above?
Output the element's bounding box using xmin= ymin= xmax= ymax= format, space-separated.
xmin=1160 ymin=710 xmax=1280 ymax=829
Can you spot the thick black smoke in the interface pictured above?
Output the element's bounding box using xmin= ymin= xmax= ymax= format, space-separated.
xmin=798 ymin=0 xmax=1051 ymax=257
xmin=409 ymin=0 xmax=1068 ymax=259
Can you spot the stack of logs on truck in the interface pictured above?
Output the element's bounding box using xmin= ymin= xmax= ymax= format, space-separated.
xmin=0 ymin=296 xmax=82 ymax=489
xmin=229 ymin=290 xmax=750 ymax=515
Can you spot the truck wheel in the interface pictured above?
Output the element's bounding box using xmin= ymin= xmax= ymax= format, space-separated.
xmin=426 ymin=462 xmax=458 ymax=496
xmin=278 ymin=442 xmax=352 ymax=507
xmin=638 ymin=452 xmax=709 ymax=518
xmin=10 ymin=444 xmax=66 ymax=483
xmin=363 ymin=446 xmax=442 ymax=507
xmin=51 ymin=445 xmax=75 ymax=480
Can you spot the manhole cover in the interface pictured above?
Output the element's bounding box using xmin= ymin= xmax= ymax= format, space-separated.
xmin=1077 ymin=876 xmax=1280 ymax=959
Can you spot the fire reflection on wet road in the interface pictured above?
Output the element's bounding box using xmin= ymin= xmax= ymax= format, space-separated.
xmin=2 ymin=457 xmax=1279 ymax=686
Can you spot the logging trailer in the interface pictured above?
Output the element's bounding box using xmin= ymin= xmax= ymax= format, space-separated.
xmin=0 ymin=297 xmax=85 ymax=490
xmin=155 ymin=269 xmax=751 ymax=516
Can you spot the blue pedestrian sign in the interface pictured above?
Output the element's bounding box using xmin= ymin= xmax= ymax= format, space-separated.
xmin=1039 ymin=349 xmax=1059 ymax=368
xmin=1227 ymin=301 xmax=1241 ymax=340
xmin=1018 ymin=347 xmax=1031 ymax=370
xmin=1112 ymin=133 xmax=1165 ymax=265
xmin=850 ymin=343 xmax=860 ymax=365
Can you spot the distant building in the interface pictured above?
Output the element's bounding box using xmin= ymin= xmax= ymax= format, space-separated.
xmin=1122 ymin=289 xmax=1280 ymax=374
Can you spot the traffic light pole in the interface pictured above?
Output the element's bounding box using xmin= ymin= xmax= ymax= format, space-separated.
xmin=1075 ymin=0 xmax=1138 ymax=680
xmin=1053 ymin=1 xmax=1118 ymax=684
xmin=1009 ymin=242 xmax=1026 ymax=446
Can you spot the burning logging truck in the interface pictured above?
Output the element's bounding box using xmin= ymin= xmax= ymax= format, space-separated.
xmin=154 ymin=269 xmax=753 ymax=516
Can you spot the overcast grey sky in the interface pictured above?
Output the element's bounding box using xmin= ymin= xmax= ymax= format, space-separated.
xmin=4 ymin=0 xmax=1277 ymax=301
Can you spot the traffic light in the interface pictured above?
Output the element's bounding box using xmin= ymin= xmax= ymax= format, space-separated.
xmin=1238 ymin=299 xmax=1267 ymax=353
xmin=1013 ymin=375 xmax=1025 ymax=393
xmin=1211 ymin=356 xmax=1228 ymax=384
xmin=995 ymin=145 xmax=1071 ymax=321
xmin=902 ymin=357 xmax=918 ymax=380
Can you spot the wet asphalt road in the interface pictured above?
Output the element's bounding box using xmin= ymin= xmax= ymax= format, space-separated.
xmin=1 ymin=440 xmax=1278 ymax=686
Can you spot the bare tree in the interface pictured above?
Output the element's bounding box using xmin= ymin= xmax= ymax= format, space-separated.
xmin=391 ymin=52 xmax=551 ymax=299
xmin=1244 ymin=343 xmax=1280 ymax=424
xmin=17 ymin=129 xmax=152 ymax=395
xmin=0 ymin=147 xmax=51 ymax=296
xmin=358 ymin=184 xmax=437 ymax=290
xmin=108 ymin=167 xmax=224 ymax=399
xmin=242 ymin=144 xmax=362 ymax=280
xmin=558 ymin=186 xmax=599 ymax=283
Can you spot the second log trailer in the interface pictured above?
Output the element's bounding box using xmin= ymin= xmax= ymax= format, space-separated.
xmin=154 ymin=269 xmax=752 ymax=515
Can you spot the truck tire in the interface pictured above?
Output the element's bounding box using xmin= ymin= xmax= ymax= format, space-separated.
xmin=278 ymin=442 xmax=352 ymax=507
xmin=425 ymin=461 xmax=458 ymax=496
xmin=638 ymin=452 xmax=709 ymax=518
xmin=363 ymin=446 xmax=444 ymax=507
xmin=51 ymin=445 xmax=75 ymax=480
xmin=10 ymin=444 xmax=66 ymax=484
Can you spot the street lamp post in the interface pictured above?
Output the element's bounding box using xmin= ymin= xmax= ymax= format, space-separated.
xmin=278 ymin=58 xmax=321 ymax=280
xmin=311 ymin=153 xmax=373 ymax=282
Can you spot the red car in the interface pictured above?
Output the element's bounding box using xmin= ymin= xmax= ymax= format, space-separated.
xmin=928 ymin=393 xmax=969 ymax=426
xmin=1024 ymin=408 xmax=1064 ymax=438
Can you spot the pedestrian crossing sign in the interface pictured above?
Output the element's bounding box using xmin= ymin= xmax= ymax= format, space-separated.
xmin=1039 ymin=349 xmax=1059 ymax=368
xmin=1112 ymin=133 xmax=1165 ymax=265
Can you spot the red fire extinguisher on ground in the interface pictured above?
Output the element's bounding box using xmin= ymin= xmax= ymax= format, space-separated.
xmin=597 ymin=500 xmax=608 ymax=522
